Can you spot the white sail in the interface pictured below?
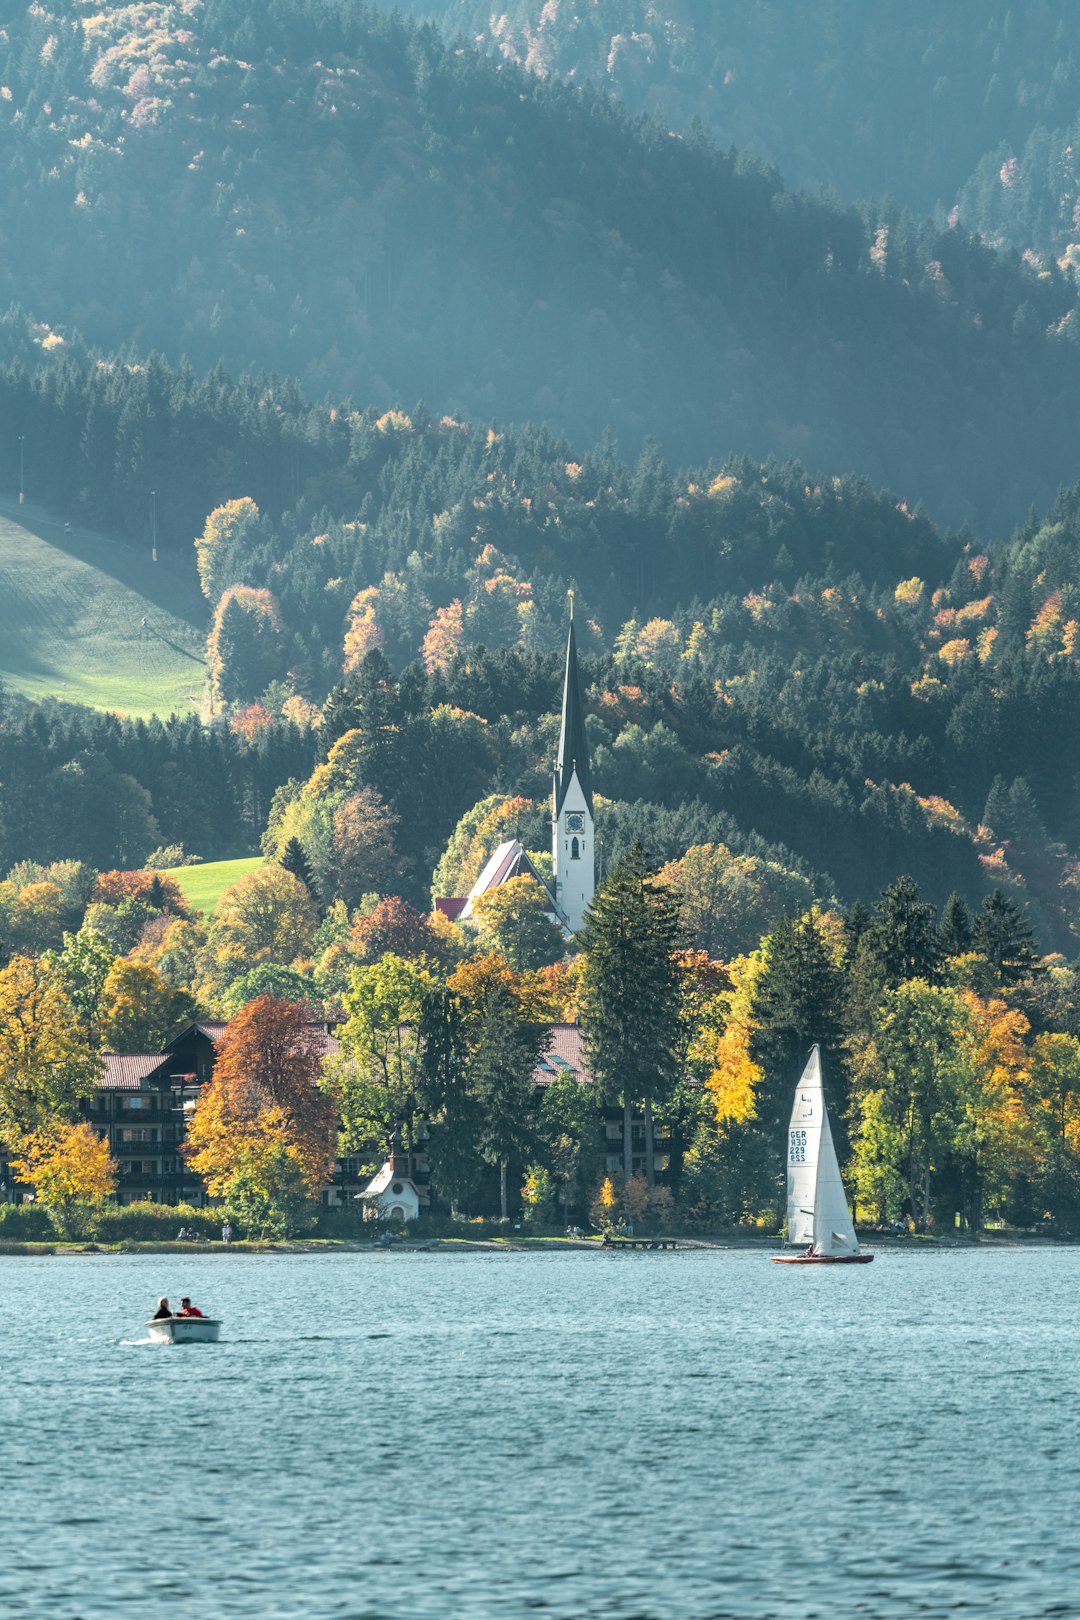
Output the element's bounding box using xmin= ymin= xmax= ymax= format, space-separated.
xmin=785 ymin=1044 xmax=860 ymax=1255
xmin=785 ymin=1046 xmax=823 ymax=1247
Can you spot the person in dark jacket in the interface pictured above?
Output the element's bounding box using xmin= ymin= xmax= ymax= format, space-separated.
xmin=151 ymin=1297 xmax=172 ymax=1320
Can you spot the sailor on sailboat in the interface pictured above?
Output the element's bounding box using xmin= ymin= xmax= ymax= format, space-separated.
xmin=772 ymin=1044 xmax=873 ymax=1265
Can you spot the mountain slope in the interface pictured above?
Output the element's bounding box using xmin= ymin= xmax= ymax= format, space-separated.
xmin=0 ymin=505 xmax=206 ymax=717
xmin=3 ymin=3 xmax=1080 ymax=530
xmin=399 ymin=0 xmax=1080 ymax=216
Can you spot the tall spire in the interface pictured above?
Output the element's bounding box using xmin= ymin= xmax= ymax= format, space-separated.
xmin=555 ymin=608 xmax=592 ymax=816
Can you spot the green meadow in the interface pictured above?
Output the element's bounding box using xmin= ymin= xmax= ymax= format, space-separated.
xmin=0 ymin=504 xmax=207 ymax=718
xmin=163 ymin=857 xmax=263 ymax=917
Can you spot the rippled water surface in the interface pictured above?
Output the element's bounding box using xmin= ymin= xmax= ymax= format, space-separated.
xmin=4 ymin=1247 xmax=1080 ymax=1617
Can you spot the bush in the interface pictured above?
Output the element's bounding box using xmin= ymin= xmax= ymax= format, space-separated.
xmin=312 ymin=1205 xmax=372 ymax=1239
xmin=92 ymin=1203 xmax=225 ymax=1242
xmin=0 ymin=1203 xmax=56 ymax=1239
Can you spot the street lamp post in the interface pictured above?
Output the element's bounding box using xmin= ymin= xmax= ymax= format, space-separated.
xmin=18 ymin=435 xmax=24 ymax=505
xmin=150 ymin=490 xmax=157 ymax=563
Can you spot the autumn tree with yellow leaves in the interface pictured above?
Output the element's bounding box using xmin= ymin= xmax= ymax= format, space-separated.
xmin=0 ymin=955 xmax=101 ymax=1146
xmin=11 ymin=1122 xmax=116 ymax=1237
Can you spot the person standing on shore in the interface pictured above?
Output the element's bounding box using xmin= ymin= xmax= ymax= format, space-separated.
xmin=222 ymin=1220 xmax=232 ymax=1245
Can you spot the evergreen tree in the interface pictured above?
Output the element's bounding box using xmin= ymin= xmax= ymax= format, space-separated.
xmin=939 ymin=892 xmax=973 ymax=957
xmin=467 ymin=985 xmax=547 ymax=1219
xmin=279 ymin=836 xmax=319 ymax=902
xmin=981 ymin=773 xmax=1009 ymax=841
xmin=579 ymin=843 xmax=682 ymax=1184
xmin=973 ymin=889 xmax=1039 ymax=985
xmin=749 ymin=912 xmax=846 ymax=1178
xmin=843 ymin=899 xmax=872 ymax=956
xmin=419 ymin=986 xmax=482 ymax=1215
xmin=866 ymin=875 xmax=941 ymax=988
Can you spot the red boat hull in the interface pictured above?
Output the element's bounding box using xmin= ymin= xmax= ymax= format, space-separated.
xmin=771 ymin=1252 xmax=874 ymax=1264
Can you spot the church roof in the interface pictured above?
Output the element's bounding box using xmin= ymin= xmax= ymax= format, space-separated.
xmin=359 ymin=1159 xmax=419 ymax=1198
xmin=459 ymin=839 xmax=556 ymax=919
xmin=555 ymin=614 xmax=592 ymax=816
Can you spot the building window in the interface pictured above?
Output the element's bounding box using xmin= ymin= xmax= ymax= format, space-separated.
xmin=391 ymin=1181 xmax=404 ymax=1195
xmin=570 ymin=837 xmax=580 ymax=860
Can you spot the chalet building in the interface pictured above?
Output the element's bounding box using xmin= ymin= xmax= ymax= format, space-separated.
xmin=87 ymin=1019 xmax=361 ymax=1208
xmin=532 ymin=1024 xmax=672 ymax=1183
xmin=79 ymin=1016 xmax=671 ymax=1212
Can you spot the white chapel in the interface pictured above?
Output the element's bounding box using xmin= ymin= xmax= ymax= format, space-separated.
xmin=436 ymin=606 xmax=596 ymax=935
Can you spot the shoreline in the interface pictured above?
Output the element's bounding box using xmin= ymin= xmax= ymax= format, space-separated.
xmin=0 ymin=1233 xmax=1073 ymax=1257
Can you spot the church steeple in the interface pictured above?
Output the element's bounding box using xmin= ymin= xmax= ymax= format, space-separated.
xmin=554 ymin=596 xmax=592 ymax=817
xmin=552 ymin=596 xmax=595 ymax=932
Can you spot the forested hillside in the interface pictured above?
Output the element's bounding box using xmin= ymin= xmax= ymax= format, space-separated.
xmin=402 ymin=1 xmax=1080 ymax=214
xmin=8 ymin=335 xmax=1080 ymax=948
xmin=4 ymin=4 xmax=1080 ymax=528
xmin=408 ymin=2 xmax=1080 ymax=321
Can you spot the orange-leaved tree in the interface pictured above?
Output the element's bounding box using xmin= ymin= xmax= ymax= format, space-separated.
xmin=185 ymin=997 xmax=337 ymax=1232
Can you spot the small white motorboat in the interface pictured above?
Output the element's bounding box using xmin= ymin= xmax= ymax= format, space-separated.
xmin=147 ymin=1316 xmax=221 ymax=1344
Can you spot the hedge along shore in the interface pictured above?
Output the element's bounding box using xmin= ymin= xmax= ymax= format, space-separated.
xmin=0 ymin=1233 xmax=1061 ymax=1257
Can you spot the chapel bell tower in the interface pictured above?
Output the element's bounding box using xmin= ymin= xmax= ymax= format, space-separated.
xmin=552 ymin=597 xmax=595 ymax=933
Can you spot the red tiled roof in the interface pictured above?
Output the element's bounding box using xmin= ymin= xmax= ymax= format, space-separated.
xmin=532 ymin=1023 xmax=590 ymax=1086
xmin=308 ymin=1027 xmax=341 ymax=1058
xmin=99 ymin=1053 xmax=169 ymax=1091
xmin=195 ymin=1019 xmax=339 ymax=1056
xmin=434 ymin=897 xmax=466 ymax=920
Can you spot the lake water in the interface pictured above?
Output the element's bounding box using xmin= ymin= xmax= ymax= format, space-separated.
xmin=3 ymin=1247 xmax=1079 ymax=1618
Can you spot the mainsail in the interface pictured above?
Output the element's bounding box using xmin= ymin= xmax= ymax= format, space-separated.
xmin=785 ymin=1045 xmax=860 ymax=1256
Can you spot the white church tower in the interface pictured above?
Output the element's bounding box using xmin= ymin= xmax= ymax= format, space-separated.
xmin=552 ymin=600 xmax=595 ymax=933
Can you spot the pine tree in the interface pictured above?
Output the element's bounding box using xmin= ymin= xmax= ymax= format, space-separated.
xmin=843 ymin=899 xmax=872 ymax=956
xmin=467 ymin=985 xmax=547 ymax=1220
xmin=579 ymin=843 xmax=682 ymax=1184
xmin=749 ymin=912 xmax=845 ymax=1165
xmin=973 ymin=889 xmax=1039 ymax=985
xmin=866 ymin=875 xmax=941 ymax=987
xmin=939 ymin=892 xmax=973 ymax=957
xmin=982 ymin=775 xmax=1011 ymax=837
xmin=279 ymin=836 xmax=319 ymax=903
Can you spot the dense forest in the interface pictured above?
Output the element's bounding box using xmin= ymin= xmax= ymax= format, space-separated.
xmin=404 ymin=1 xmax=1080 ymax=234
xmin=7 ymin=332 xmax=1080 ymax=951
xmin=4 ymin=4 xmax=1080 ymax=528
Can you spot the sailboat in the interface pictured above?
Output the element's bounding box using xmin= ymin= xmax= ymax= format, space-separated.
xmin=772 ymin=1044 xmax=873 ymax=1265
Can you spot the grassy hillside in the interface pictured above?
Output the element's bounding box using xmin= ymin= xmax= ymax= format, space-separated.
xmin=164 ymin=858 xmax=263 ymax=918
xmin=0 ymin=505 xmax=207 ymax=719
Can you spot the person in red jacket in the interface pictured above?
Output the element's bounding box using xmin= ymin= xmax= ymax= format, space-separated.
xmin=178 ymin=1296 xmax=204 ymax=1318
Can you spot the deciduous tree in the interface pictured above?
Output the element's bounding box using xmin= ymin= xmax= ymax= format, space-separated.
xmin=99 ymin=959 xmax=195 ymax=1053
xmin=0 ymin=955 xmax=101 ymax=1144
xmin=470 ymin=874 xmax=565 ymax=972
xmin=186 ymin=997 xmax=336 ymax=1209
xmin=10 ymin=1121 xmax=116 ymax=1238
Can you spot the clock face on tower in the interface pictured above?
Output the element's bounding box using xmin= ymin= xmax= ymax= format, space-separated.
xmin=566 ymin=812 xmax=585 ymax=833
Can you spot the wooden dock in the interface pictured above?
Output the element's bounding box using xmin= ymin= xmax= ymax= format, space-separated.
xmin=602 ymin=1237 xmax=678 ymax=1250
